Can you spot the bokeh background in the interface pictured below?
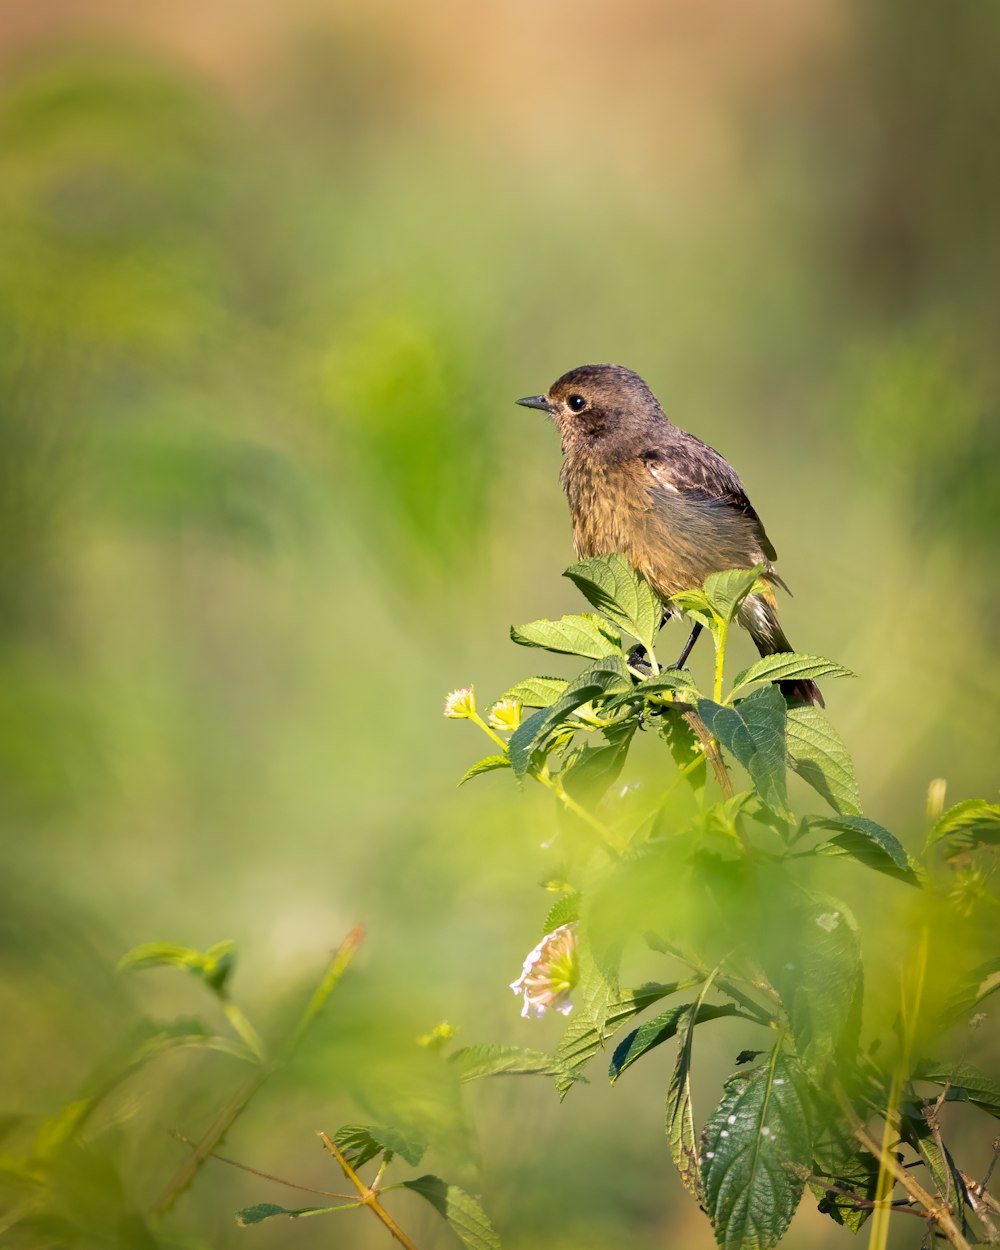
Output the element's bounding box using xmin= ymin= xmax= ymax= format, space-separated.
xmin=2 ymin=1 xmax=999 ymax=1247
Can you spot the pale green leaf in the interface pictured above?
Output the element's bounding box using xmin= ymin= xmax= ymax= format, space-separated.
xmin=509 ymin=614 xmax=620 ymax=660
xmin=785 ymin=704 xmax=862 ymax=816
xmin=459 ymin=755 xmax=510 ymax=785
xmin=499 ymin=676 xmax=569 ymax=708
xmin=564 ymin=553 xmax=662 ymax=650
xmin=729 ymin=654 xmax=855 ymax=701
xmin=450 ymin=1044 xmax=572 ymax=1082
xmin=924 ymin=798 xmax=1000 ymax=854
xmin=400 ymin=1176 xmax=500 ymax=1250
xmin=703 ymin=567 xmax=767 ymax=623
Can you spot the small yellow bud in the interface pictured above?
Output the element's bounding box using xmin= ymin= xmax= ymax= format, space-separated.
xmin=488 ymin=698 xmax=522 ymax=732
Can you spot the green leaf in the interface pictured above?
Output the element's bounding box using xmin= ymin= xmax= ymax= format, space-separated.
xmin=657 ymin=710 xmax=706 ymax=794
xmin=607 ymin=668 xmax=698 ymax=712
xmin=507 ymin=657 xmax=631 ymax=778
xmin=399 ymin=1176 xmax=500 ymax=1250
xmin=666 ymin=1005 xmax=703 ymax=1201
xmin=810 ymin=1132 xmax=879 ymax=1232
xmin=450 ymin=1044 xmax=572 ymax=1082
xmin=729 ymin=654 xmax=855 ymax=702
xmin=785 ymin=704 xmax=862 ymax=816
xmin=332 ymin=1123 xmax=426 ymax=1169
xmin=913 ymin=1061 xmax=1000 ymax=1118
xmin=236 ymin=1201 xmax=337 ymax=1225
xmin=117 ymin=939 xmax=236 ymax=994
xmin=668 ymin=588 xmax=716 ymax=632
xmin=698 ymin=687 xmax=789 ymax=818
xmin=459 ymin=755 xmax=510 ymax=785
xmin=701 ymin=1049 xmax=813 ymax=1250
xmin=509 ymin=614 xmax=621 ymax=660
xmin=562 ymin=723 xmax=636 ymax=805
xmin=762 ymin=897 xmax=862 ymax=1073
xmin=924 ymin=798 xmax=1000 ymax=854
xmin=564 ymin=553 xmax=662 ymax=651
xmin=703 ymin=567 xmax=766 ymax=623
xmin=610 ymin=1003 xmax=739 ymax=1083
xmin=809 ymin=816 xmax=922 ymax=885
xmin=554 ymin=981 xmax=682 ymax=1098
xmin=499 ymin=676 xmax=569 ymax=709
xmin=543 ymin=893 xmax=580 ymax=933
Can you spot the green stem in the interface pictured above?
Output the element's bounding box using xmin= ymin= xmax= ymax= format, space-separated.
xmin=469 ymin=712 xmax=508 ymax=752
xmin=222 ymin=1000 xmax=267 ymax=1063
xmin=713 ymin=619 xmax=729 ymax=705
xmin=535 ymin=768 xmax=620 ymax=855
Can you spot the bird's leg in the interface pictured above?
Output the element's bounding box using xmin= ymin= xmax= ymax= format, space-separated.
xmin=669 ymin=622 xmax=703 ymax=671
xmin=626 ymin=643 xmax=654 ymax=679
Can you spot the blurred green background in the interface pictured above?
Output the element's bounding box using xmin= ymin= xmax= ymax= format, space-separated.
xmin=1 ymin=1 xmax=998 ymax=1247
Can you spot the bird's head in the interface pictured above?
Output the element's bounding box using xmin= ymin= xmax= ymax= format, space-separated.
xmin=516 ymin=363 xmax=667 ymax=453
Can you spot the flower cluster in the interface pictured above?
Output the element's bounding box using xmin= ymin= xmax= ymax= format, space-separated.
xmin=509 ymin=923 xmax=578 ymax=1019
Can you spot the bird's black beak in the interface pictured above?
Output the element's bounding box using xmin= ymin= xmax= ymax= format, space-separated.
xmin=515 ymin=394 xmax=554 ymax=414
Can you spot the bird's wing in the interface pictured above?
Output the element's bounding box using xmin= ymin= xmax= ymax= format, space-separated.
xmin=639 ymin=433 xmax=780 ymax=565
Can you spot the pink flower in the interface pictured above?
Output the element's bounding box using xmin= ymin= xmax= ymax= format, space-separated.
xmin=510 ymin=923 xmax=578 ymax=1019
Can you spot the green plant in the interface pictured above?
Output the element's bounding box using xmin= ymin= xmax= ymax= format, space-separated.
xmin=448 ymin=553 xmax=1000 ymax=1250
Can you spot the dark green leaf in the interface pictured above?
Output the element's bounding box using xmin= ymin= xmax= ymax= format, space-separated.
xmin=703 ymin=567 xmax=766 ymax=623
xmin=809 ymin=816 xmax=922 ymax=885
xmin=785 ymin=704 xmax=862 ymax=816
xmin=236 ymin=1202 xmax=335 ymax=1225
xmin=611 ymin=1003 xmax=739 ymax=1082
xmin=701 ymin=1049 xmax=813 ymax=1250
xmin=450 ymin=1044 xmax=572 ymax=1082
xmin=499 ymin=676 xmax=569 ymax=708
xmin=606 ymin=668 xmax=698 ymax=712
xmin=399 ymin=1176 xmax=500 ymax=1250
xmin=924 ymin=799 xmax=1000 ymax=854
xmin=510 ymin=614 xmax=621 ymax=660
xmin=508 ymin=657 xmax=631 ymax=778
xmin=698 ymin=688 xmax=789 ymax=818
xmin=459 ymin=755 xmax=510 ymax=785
xmin=730 ymin=654 xmax=855 ymax=701
xmin=332 ymin=1123 xmax=427 ymax=1169
xmin=554 ymin=981 xmax=682 ymax=1098
xmin=562 ymin=723 xmax=636 ymax=805
xmin=657 ymin=710 xmax=706 ymax=794
xmin=810 ymin=1132 xmax=879 ymax=1232
xmin=914 ymin=1061 xmax=1000 ymax=1118
xmin=564 ymin=553 xmax=662 ymax=650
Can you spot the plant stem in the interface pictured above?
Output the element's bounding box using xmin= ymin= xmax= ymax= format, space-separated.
xmin=713 ymin=619 xmax=729 ymax=705
xmin=535 ymin=768 xmax=620 ymax=855
xmin=469 ymin=711 xmax=508 ymax=752
xmin=319 ymin=1133 xmax=421 ymax=1250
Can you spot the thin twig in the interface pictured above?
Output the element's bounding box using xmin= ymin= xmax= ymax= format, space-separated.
xmin=169 ymin=1130 xmax=353 ymax=1200
xmin=318 ymin=1132 xmax=420 ymax=1250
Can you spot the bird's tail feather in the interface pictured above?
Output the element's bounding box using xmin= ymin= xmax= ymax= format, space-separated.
xmin=738 ymin=591 xmax=825 ymax=708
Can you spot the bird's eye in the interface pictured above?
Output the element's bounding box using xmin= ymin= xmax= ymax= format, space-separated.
xmin=567 ymin=394 xmax=587 ymax=412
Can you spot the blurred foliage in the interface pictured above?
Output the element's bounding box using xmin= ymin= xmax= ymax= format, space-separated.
xmin=0 ymin=3 xmax=998 ymax=1248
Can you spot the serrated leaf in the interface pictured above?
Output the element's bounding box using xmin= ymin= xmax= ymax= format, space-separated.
xmin=809 ymin=816 xmax=921 ymax=885
xmin=459 ymin=755 xmax=510 ymax=785
xmin=554 ymin=981 xmax=682 ymax=1097
xmin=667 ymin=1006 xmax=703 ymax=1201
xmin=508 ymin=657 xmax=631 ymax=778
xmin=332 ymin=1123 xmax=426 ymax=1169
xmin=698 ymin=687 xmax=789 ymax=818
xmin=924 ymin=799 xmax=1000 ymax=854
xmin=543 ymin=893 xmax=580 ymax=933
xmin=510 ymin=614 xmax=621 ymax=660
xmin=668 ymin=588 xmax=716 ymax=632
xmin=611 ymin=1003 xmax=739 ymax=1083
xmin=564 ymin=553 xmax=662 ymax=651
xmin=657 ymin=709 xmax=706 ymax=794
xmin=914 ymin=1061 xmax=1000 ymax=1118
xmin=704 ymin=567 xmax=767 ymax=623
xmin=901 ymin=1107 xmax=972 ymax=1234
xmin=400 ymin=1176 xmax=500 ymax=1250
xmin=236 ymin=1202 xmax=334 ymax=1225
xmin=117 ymin=939 xmax=236 ymax=994
xmin=730 ymin=654 xmax=855 ymax=701
xmin=450 ymin=1044 xmax=571 ymax=1082
xmin=785 ymin=704 xmax=861 ymax=816
xmin=499 ymin=676 xmax=569 ymax=708
xmin=701 ymin=1049 xmax=813 ymax=1250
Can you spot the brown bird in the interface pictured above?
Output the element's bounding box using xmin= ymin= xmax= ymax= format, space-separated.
xmin=516 ymin=363 xmax=822 ymax=706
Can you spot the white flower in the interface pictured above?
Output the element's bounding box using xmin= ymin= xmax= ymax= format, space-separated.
xmin=443 ymin=687 xmax=476 ymax=719
xmin=509 ymin=923 xmax=578 ymax=1019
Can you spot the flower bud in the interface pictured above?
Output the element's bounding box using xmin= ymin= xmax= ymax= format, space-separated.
xmin=443 ymin=687 xmax=476 ymax=719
